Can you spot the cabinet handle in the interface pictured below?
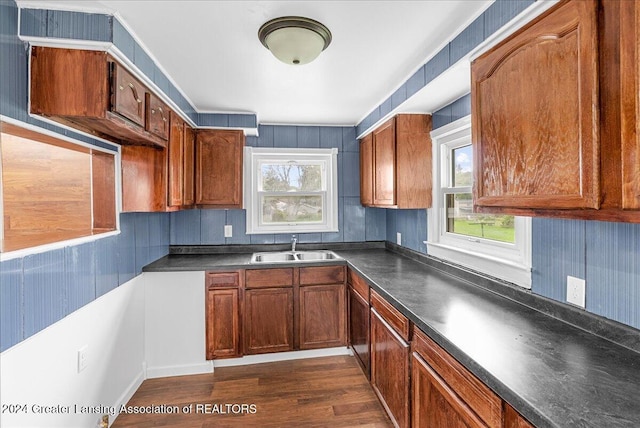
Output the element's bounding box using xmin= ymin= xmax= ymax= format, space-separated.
xmin=158 ymin=106 xmax=167 ymax=122
xmin=128 ymin=82 xmax=142 ymax=104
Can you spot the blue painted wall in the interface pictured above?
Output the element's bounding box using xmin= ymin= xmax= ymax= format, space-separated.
xmin=0 ymin=0 xmax=170 ymax=352
xmin=170 ymin=125 xmax=387 ymax=246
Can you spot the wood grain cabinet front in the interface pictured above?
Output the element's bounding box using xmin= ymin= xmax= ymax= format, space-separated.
xmin=167 ymin=112 xmax=185 ymax=208
xmin=30 ymin=47 xmax=167 ymax=148
xmin=471 ymin=0 xmax=639 ymax=222
xmin=298 ymin=266 xmax=346 ymax=350
xmin=359 ymin=114 xmax=432 ymax=209
xmin=244 ymin=268 xmax=294 ymax=355
xmin=347 ymin=269 xmax=370 ymax=378
xmin=370 ymin=307 xmax=410 ymax=428
xmin=244 ymin=287 xmax=294 ymax=354
xmin=195 ymin=129 xmax=244 ymax=208
xmin=205 ymin=271 xmax=241 ymax=360
xmin=411 ymin=329 xmax=502 ymax=428
xmin=145 ymin=92 xmax=170 ymax=140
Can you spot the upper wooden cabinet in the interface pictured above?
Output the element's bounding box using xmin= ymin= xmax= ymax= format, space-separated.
xmin=167 ymin=112 xmax=185 ymax=208
xmin=360 ymin=133 xmax=374 ymax=206
xmin=145 ymin=92 xmax=170 ymax=140
xmin=195 ymin=129 xmax=244 ymax=208
xmin=619 ymin=0 xmax=640 ymax=210
xmin=472 ymin=0 xmax=640 ymax=222
xmin=360 ymin=114 xmax=432 ymax=209
xmin=183 ymin=125 xmax=196 ymax=206
xmin=30 ymin=47 xmax=168 ymax=148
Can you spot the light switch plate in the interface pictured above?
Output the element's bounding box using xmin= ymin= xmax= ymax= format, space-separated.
xmin=224 ymin=225 xmax=233 ymax=238
xmin=566 ymin=276 xmax=586 ymax=308
xmin=396 ymin=232 xmax=402 ymax=245
xmin=77 ymin=345 xmax=88 ymax=373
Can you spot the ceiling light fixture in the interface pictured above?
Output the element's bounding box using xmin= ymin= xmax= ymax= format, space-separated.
xmin=258 ymin=16 xmax=332 ymax=65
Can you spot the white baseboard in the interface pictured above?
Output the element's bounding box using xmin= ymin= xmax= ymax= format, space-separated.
xmin=145 ymin=361 xmax=214 ymax=379
xmin=213 ymin=346 xmax=352 ymax=369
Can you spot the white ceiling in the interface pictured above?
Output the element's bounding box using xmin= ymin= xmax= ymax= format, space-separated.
xmin=16 ymin=0 xmax=493 ymax=126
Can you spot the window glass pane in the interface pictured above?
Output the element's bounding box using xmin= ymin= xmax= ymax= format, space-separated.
xmin=452 ymin=145 xmax=473 ymax=187
xmin=446 ymin=194 xmax=515 ymax=243
xmin=260 ymin=163 xmax=323 ymax=191
xmin=261 ymin=195 xmax=323 ymax=224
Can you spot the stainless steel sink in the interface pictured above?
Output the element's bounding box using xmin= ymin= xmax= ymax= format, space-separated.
xmin=251 ymin=252 xmax=296 ymax=263
xmin=250 ymin=250 xmax=342 ymax=264
xmin=295 ymin=251 xmax=340 ymax=261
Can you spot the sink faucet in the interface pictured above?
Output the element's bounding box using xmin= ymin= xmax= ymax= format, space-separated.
xmin=291 ymin=235 xmax=297 ymax=252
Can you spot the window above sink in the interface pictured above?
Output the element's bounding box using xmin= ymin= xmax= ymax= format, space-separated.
xmin=244 ymin=148 xmax=339 ymax=234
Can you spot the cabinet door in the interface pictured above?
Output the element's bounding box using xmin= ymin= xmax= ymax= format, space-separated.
xmin=471 ymin=0 xmax=599 ymax=211
xmin=371 ymin=308 xmax=409 ymax=428
xmin=183 ymin=124 xmax=195 ymax=206
xmin=111 ymin=62 xmax=146 ymax=127
xmin=504 ymin=404 xmax=534 ymax=428
xmin=145 ymin=93 xmax=169 ymax=140
xmin=621 ymin=0 xmax=640 ymax=210
xmin=206 ymin=287 xmax=240 ymax=359
xmin=348 ymin=285 xmax=370 ymax=378
xmin=373 ymin=118 xmax=396 ymax=206
xmin=244 ymin=288 xmax=294 ymax=354
xmin=412 ymin=352 xmax=487 ymax=428
xmin=196 ymin=130 xmax=244 ymax=207
xmin=360 ymin=133 xmax=374 ymax=206
xmin=299 ymin=284 xmax=346 ymax=350
xmin=167 ymin=112 xmax=184 ymax=207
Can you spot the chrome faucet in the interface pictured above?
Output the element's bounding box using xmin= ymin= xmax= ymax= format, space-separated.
xmin=291 ymin=235 xmax=297 ymax=252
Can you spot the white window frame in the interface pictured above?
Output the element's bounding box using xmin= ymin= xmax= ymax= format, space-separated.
xmin=244 ymin=147 xmax=339 ymax=234
xmin=427 ymin=116 xmax=532 ymax=288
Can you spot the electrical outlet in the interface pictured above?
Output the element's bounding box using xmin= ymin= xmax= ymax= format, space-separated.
xmin=224 ymin=225 xmax=233 ymax=238
xmin=396 ymin=232 xmax=402 ymax=245
xmin=566 ymin=276 xmax=586 ymax=308
xmin=77 ymin=345 xmax=88 ymax=373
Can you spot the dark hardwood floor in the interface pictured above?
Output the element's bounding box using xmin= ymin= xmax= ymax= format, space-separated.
xmin=113 ymin=355 xmax=392 ymax=427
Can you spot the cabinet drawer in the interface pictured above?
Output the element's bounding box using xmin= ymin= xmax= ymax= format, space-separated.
xmin=347 ymin=269 xmax=369 ymax=301
xmin=145 ymin=92 xmax=169 ymax=140
xmin=245 ymin=268 xmax=293 ymax=288
xmin=413 ymin=328 xmax=502 ymax=428
xmin=111 ymin=62 xmax=146 ymax=126
xmin=370 ymin=290 xmax=410 ymax=342
xmin=205 ymin=271 xmax=240 ymax=288
xmin=300 ymin=265 xmax=345 ymax=285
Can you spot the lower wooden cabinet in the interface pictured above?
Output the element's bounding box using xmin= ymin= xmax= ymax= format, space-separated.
xmin=206 ymin=287 xmax=240 ymax=359
xmin=504 ymin=404 xmax=535 ymax=428
xmin=348 ymin=284 xmax=370 ymax=377
xmin=370 ymin=307 xmax=410 ymax=428
xmin=348 ymin=269 xmax=371 ymax=378
xmin=207 ymin=266 xmax=346 ymax=357
xmin=205 ymin=271 xmax=241 ymax=360
xmin=244 ymin=287 xmax=294 ymax=354
xmin=299 ymin=283 xmax=346 ymax=349
xmin=411 ymin=329 xmax=502 ymax=428
xmin=299 ymin=265 xmax=346 ymax=350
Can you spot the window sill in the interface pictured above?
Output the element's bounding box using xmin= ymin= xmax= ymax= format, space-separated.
xmin=425 ymin=241 xmax=531 ymax=289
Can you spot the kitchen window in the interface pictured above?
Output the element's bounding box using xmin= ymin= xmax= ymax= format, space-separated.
xmin=427 ymin=116 xmax=532 ymax=288
xmin=244 ymin=147 xmax=338 ymax=234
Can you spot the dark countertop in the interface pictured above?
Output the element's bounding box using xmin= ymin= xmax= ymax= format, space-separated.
xmin=144 ymin=248 xmax=640 ymax=428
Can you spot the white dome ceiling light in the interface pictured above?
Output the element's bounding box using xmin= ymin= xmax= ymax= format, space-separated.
xmin=258 ymin=16 xmax=332 ymax=65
